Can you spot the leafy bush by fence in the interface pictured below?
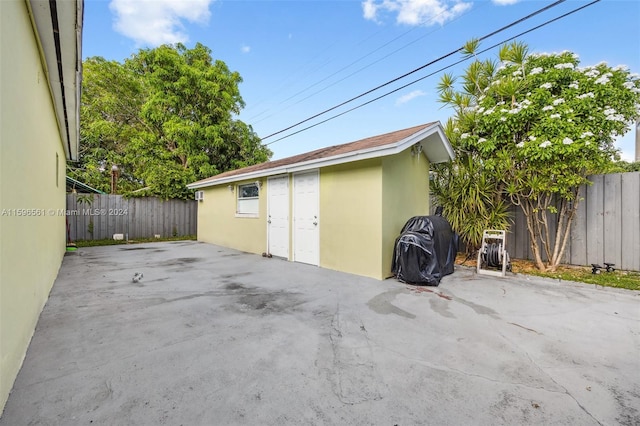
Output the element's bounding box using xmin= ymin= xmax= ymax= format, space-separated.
xmin=433 ymin=172 xmax=640 ymax=272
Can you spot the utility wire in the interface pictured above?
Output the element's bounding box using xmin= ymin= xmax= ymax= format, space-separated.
xmin=261 ymin=0 xmax=567 ymax=141
xmin=248 ymin=2 xmax=485 ymax=125
xmin=264 ymin=0 xmax=601 ymax=146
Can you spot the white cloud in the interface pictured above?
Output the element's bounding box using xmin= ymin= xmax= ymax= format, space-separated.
xmin=241 ymin=45 xmax=251 ymax=54
xmin=396 ymin=89 xmax=427 ymax=105
xmin=492 ymin=0 xmax=520 ymax=5
xmin=110 ymin=0 xmax=214 ymax=46
xmin=362 ymin=0 xmax=473 ymax=26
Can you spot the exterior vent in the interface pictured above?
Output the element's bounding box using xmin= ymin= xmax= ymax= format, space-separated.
xmin=195 ymin=190 xmax=204 ymax=201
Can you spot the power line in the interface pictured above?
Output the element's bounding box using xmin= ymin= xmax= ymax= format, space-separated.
xmin=247 ymin=3 xmax=485 ymax=125
xmin=265 ymin=0 xmax=601 ymax=147
xmin=261 ymin=0 xmax=567 ymax=141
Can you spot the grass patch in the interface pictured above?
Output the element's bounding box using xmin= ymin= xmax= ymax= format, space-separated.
xmin=456 ymin=253 xmax=640 ymax=291
xmin=73 ymin=235 xmax=196 ymax=248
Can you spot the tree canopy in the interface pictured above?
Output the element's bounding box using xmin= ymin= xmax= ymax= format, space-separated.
xmin=432 ymin=41 xmax=640 ymax=270
xmin=69 ymin=43 xmax=271 ymax=199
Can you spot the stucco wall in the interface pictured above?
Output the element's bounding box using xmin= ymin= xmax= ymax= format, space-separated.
xmin=319 ymin=159 xmax=383 ymax=279
xmin=0 ymin=0 xmax=67 ymax=410
xmin=195 ymin=150 xmax=430 ymax=281
xmin=381 ymin=149 xmax=431 ymax=278
xmin=196 ymin=180 xmax=267 ymax=255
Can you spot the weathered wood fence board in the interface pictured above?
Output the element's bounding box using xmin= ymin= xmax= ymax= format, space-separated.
xmin=432 ymin=172 xmax=640 ymax=271
xmin=620 ymin=173 xmax=640 ymax=271
xmin=504 ymin=172 xmax=640 ymax=271
xmin=66 ymin=194 xmax=197 ymax=241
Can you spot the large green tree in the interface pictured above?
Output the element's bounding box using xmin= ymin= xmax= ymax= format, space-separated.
xmin=69 ymin=43 xmax=271 ymax=198
xmin=433 ymin=41 xmax=640 ymax=271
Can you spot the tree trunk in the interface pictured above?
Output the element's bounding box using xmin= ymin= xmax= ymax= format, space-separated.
xmin=519 ymin=189 xmax=581 ymax=272
xmin=519 ymin=196 xmax=547 ymax=271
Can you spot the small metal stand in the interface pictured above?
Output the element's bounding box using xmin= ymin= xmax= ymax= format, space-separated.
xmin=591 ymin=262 xmax=615 ymax=274
xmin=477 ymin=230 xmax=511 ymax=278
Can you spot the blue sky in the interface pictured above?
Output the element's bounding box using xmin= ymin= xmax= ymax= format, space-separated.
xmin=83 ymin=0 xmax=640 ymax=161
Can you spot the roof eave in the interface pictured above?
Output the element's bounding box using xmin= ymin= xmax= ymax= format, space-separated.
xmin=28 ymin=0 xmax=83 ymax=161
xmin=187 ymin=122 xmax=455 ymax=189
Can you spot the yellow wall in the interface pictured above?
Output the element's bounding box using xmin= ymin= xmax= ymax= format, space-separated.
xmin=381 ymin=148 xmax=430 ymax=278
xmin=196 ymin=180 xmax=267 ymax=255
xmin=0 ymin=0 xmax=68 ymax=411
xmin=195 ymin=149 xmax=430 ymax=281
xmin=319 ymin=159 xmax=383 ymax=279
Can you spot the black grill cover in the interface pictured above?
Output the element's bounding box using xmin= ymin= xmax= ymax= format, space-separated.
xmin=391 ymin=215 xmax=458 ymax=286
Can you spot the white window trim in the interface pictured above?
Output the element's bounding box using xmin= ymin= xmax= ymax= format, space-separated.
xmin=236 ymin=183 xmax=260 ymax=217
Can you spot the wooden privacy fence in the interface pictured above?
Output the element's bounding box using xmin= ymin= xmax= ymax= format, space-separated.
xmin=66 ymin=194 xmax=197 ymax=241
xmin=506 ymin=172 xmax=640 ymax=271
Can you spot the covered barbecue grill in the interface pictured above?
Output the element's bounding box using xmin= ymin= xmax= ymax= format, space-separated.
xmin=391 ymin=215 xmax=458 ymax=286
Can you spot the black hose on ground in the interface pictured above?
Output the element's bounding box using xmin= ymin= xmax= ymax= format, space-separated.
xmin=483 ymin=243 xmax=502 ymax=268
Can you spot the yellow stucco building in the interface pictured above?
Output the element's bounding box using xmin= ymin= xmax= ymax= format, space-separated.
xmin=0 ymin=0 xmax=82 ymax=412
xmin=188 ymin=123 xmax=454 ymax=280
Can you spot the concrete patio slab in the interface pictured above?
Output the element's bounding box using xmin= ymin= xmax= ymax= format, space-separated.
xmin=1 ymin=241 xmax=639 ymax=425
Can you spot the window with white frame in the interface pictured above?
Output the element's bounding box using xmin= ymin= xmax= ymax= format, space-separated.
xmin=237 ymin=183 xmax=259 ymax=216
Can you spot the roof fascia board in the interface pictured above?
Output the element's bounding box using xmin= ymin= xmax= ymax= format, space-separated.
xmin=27 ymin=0 xmax=82 ymax=161
xmin=418 ymin=124 xmax=455 ymax=163
xmin=188 ymin=123 xmax=453 ymax=189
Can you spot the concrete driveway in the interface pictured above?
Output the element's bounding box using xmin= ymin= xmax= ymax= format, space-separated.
xmin=1 ymin=241 xmax=639 ymax=425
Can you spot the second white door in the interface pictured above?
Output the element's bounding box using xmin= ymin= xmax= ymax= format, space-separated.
xmin=293 ymin=171 xmax=319 ymax=265
xmin=267 ymin=175 xmax=289 ymax=258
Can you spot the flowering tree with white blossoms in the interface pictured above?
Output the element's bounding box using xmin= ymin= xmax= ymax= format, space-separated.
xmin=433 ymin=41 xmax=640 ymax=271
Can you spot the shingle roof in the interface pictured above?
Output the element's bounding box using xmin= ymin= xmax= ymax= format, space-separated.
xmin=190 ymin=123 xmax=439 ymax=188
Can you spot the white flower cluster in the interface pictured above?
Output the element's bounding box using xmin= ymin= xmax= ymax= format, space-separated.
xmin=483 ymin=107 xmax=495 ymax=115
xmin=542 ymin=105 xmax=554 ymax=111
xmin=577 ymin=92 xmax=595 ymax=99
xmin=500 ymin=117 xmax=507 ymax=122
xmin=539 ymin=141 xmax=552 ymax=148
xmin=550 ymin=114 xmax=561 ymax=119
xmin=605 ymin=113 xmax=625 ymax=122
xmin=529 ymin=135 xmax=537 ymax=141
xmin=613 ymin=64 xmax=629 ymax=71
xmin=516 ymin=141 xmax=525 ymax=148
xmin=553 ymin=98 xmax=565 ymax=105
xmin=540 ymin=82 xmax=553 ymax=89
xmin=580 ymin=131 xmax=594 ymax=138
xmin=583 ymin=69 xmax=600 ymax=78
xmin=595 ymin=72 xmax=613 ymax=85
xmin=568 ymin=82 xmax=579 ymax=89
xmin=530 ymin=67 xmax=544 ymax=75
xmin=562 ymin=137 xmax=573 ymax=145
xmin=623 ymin=81 xmax=635 ymax=89
xmin=460 ymin=133 xmax=470 ymax=139
xmin=554 ymin=63 xmax=574 ymax=70
xmin=478 ymin=138 xmax=487 ymax=143
xmin=512 ymin=70 xmax=522 ymax=77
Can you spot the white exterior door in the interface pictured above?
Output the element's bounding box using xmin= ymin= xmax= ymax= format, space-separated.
xmin=293 ymin=171 xmax=319 ymax=266
xmin=267 ymin=176 xmax=289 ymax=258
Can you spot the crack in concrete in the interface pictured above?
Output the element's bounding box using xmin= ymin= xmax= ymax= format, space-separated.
xmin=376 ymin=343 xmax=569 ymax=396
xmin=328 ymin=303 xmax=386 ymax=405
xmin=496 ymin=330 xmax=605 ymax=426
